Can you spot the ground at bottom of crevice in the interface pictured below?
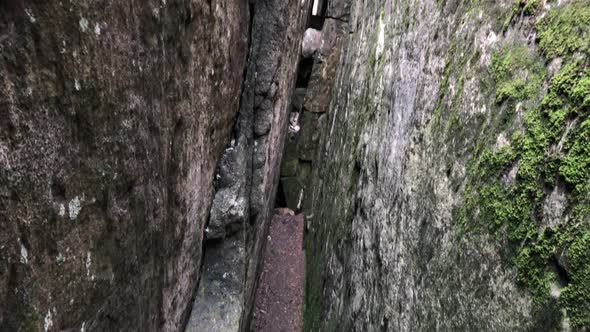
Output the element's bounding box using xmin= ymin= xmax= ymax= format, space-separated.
xmin=251 ymin=210 xmax=305 ymax=332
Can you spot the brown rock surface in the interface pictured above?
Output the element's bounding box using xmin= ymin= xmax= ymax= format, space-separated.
xmin=0 ymin=1 xmax=248 ymax=330
xmin=252 ymin=213 xmax=305 ymax=332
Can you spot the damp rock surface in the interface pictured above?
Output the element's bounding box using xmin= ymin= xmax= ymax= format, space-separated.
xmin=186 ymin=0 xmax=310 ymax=331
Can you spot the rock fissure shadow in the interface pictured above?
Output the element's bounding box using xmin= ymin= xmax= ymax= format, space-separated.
xmin=275 ymin=10 xmax=324 ymax=210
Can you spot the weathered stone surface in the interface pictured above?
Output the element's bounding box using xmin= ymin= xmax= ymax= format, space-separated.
xmin=206 ymin=142 xmax=250 ymax=241
xmin=281 ymin=157 xmax=300 ymax=178
xmin=292 ymin=88 xmax=308 ymax=112
xmin=305 ymin=0 xmax=590 ymax=330
xmin=303 ymin=18 xmax=349 ymax=113
xmin=296 ymin=111 xmax=323 ymax=161
xmin=187 ymin=0 xmax=310 ymax=330
xmin=281 ymin=177 xmax=303 ymax=212
xmin=185 ymin=237 xmax=245 ymax=332
xmin=0 ymin=1 xmax=248 ymax=330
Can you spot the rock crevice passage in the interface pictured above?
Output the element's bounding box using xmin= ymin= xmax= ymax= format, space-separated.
xmin=3 ymin=0 xmax=590 ymax=331
xmin=185 ymin=0 xmax=311 ymax=331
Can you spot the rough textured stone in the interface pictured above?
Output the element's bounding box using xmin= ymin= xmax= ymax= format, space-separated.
xmin=187 ymin=0 xmax=311 ymax=331
xmin=305 ymin=0 xmax=590 ymax=330
xmin=303 ymin=17 xmax=349 ymax=113
xmin=292 ymin=88 xmax=308 ymax=112
xmin=281 ymin=157 xmax=300 ymax=178
xmin=0 ymin=1 xmax=248 ymax=330
xmin=281 ymin=177 xmax=303 ymax=212
xmin=296 ymin=111 xmax=323 ymax=161
xmin=185 ymin=237 xmax=245 ymax=332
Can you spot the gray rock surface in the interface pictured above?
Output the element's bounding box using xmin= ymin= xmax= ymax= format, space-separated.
xmin=185 ymin=237 xmax=245 ymax=332
xmin=304 ymin=0 xmax=590 ymax=330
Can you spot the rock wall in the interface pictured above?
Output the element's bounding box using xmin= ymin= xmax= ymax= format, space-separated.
xmin=185 ymin=0 xmax=310 ymax=331
xmin=0 ymin=1 xmax=248 ymax=330
xmin=305 ymin=0 xmax=590 ymax=330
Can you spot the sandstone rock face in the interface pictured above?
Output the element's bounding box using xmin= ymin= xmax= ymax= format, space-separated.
xmin=0 ymin=1 xmax=248 ymax=330
xmin=305 ymin=0 xmax=590 ymax=330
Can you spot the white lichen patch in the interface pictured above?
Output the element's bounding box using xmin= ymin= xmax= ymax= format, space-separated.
xmin=375 ymin=14 xmax=385 ymax=61
xmin=550 ymin=282 xmax=562 ymax=298
xmin=25 ymin=8 xmax=36 ymax=23
xmin=68 ymin=196 xmax=83 ymax=220
xmin=79 ymin=17 xmax=89 ymax=32
xmin=562 ymin=310 xmax=572 ymax=332
xmin=44 ymin=308 xmax=53 ymax=331
xmin=56 ymin=252 xmax=65 ymax=263
xmin=74 ymin=79 xmax=81 ymax=91
xmin=58 ymin=204 xmax=66 ymax=217
xmin=494 ymin=132 xmax=509 ymax=151
xmin=0 ymin=143 xmax=10 ymax=170
xmin=94 ymin=23 xmax=101 ymax=36
xmin=542 ymin=186 xmax=567 ymax=229
xmin=86 ymin=251 xmax=95 ymax=280
xmin=20 ymin=242 xmax=28 ymax=264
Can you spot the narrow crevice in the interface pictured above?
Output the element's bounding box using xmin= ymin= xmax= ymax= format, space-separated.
xmin=275 ymin=181 xmax=288 ymax=208
xmin=308 ymin=0 xmax=329 ymax=29
xmin=325 ymin=15 xmax=349 ymax=22
xmin=182 ymin=2 xmax=257 ymax=331
xmin=274 ymin=0 xmax=326 ymax=212
xmin=550 ymin=256 xmax=570 ymax=288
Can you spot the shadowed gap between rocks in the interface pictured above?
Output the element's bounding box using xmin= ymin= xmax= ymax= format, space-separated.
xmin=185 ymin=0 xmax=315 ymax=331
xmin=275 ymin=9 xmax=324 ymax=212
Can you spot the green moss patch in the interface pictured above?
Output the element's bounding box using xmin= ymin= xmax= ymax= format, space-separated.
xmin=536 ymin=1 xmax=590 ymax=58
xmin=459 ymin=0 xmax=590 ymax=329
xmin=490 ymin=45 xmax=545 ymax=104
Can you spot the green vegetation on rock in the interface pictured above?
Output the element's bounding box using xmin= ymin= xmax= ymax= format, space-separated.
xmin=536 ymin=1 xmax=590 ymax=58
xmin=459 ymin=0 xmax=590 ymax=329
xmin=490 ymin=45 xmax=545 ymax=104
xmin=503 ymin=0 xmax=543 ymax=31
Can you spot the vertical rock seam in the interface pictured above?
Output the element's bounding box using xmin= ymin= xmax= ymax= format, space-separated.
xmin=185 ymin=0 xmax=311 ymax=331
